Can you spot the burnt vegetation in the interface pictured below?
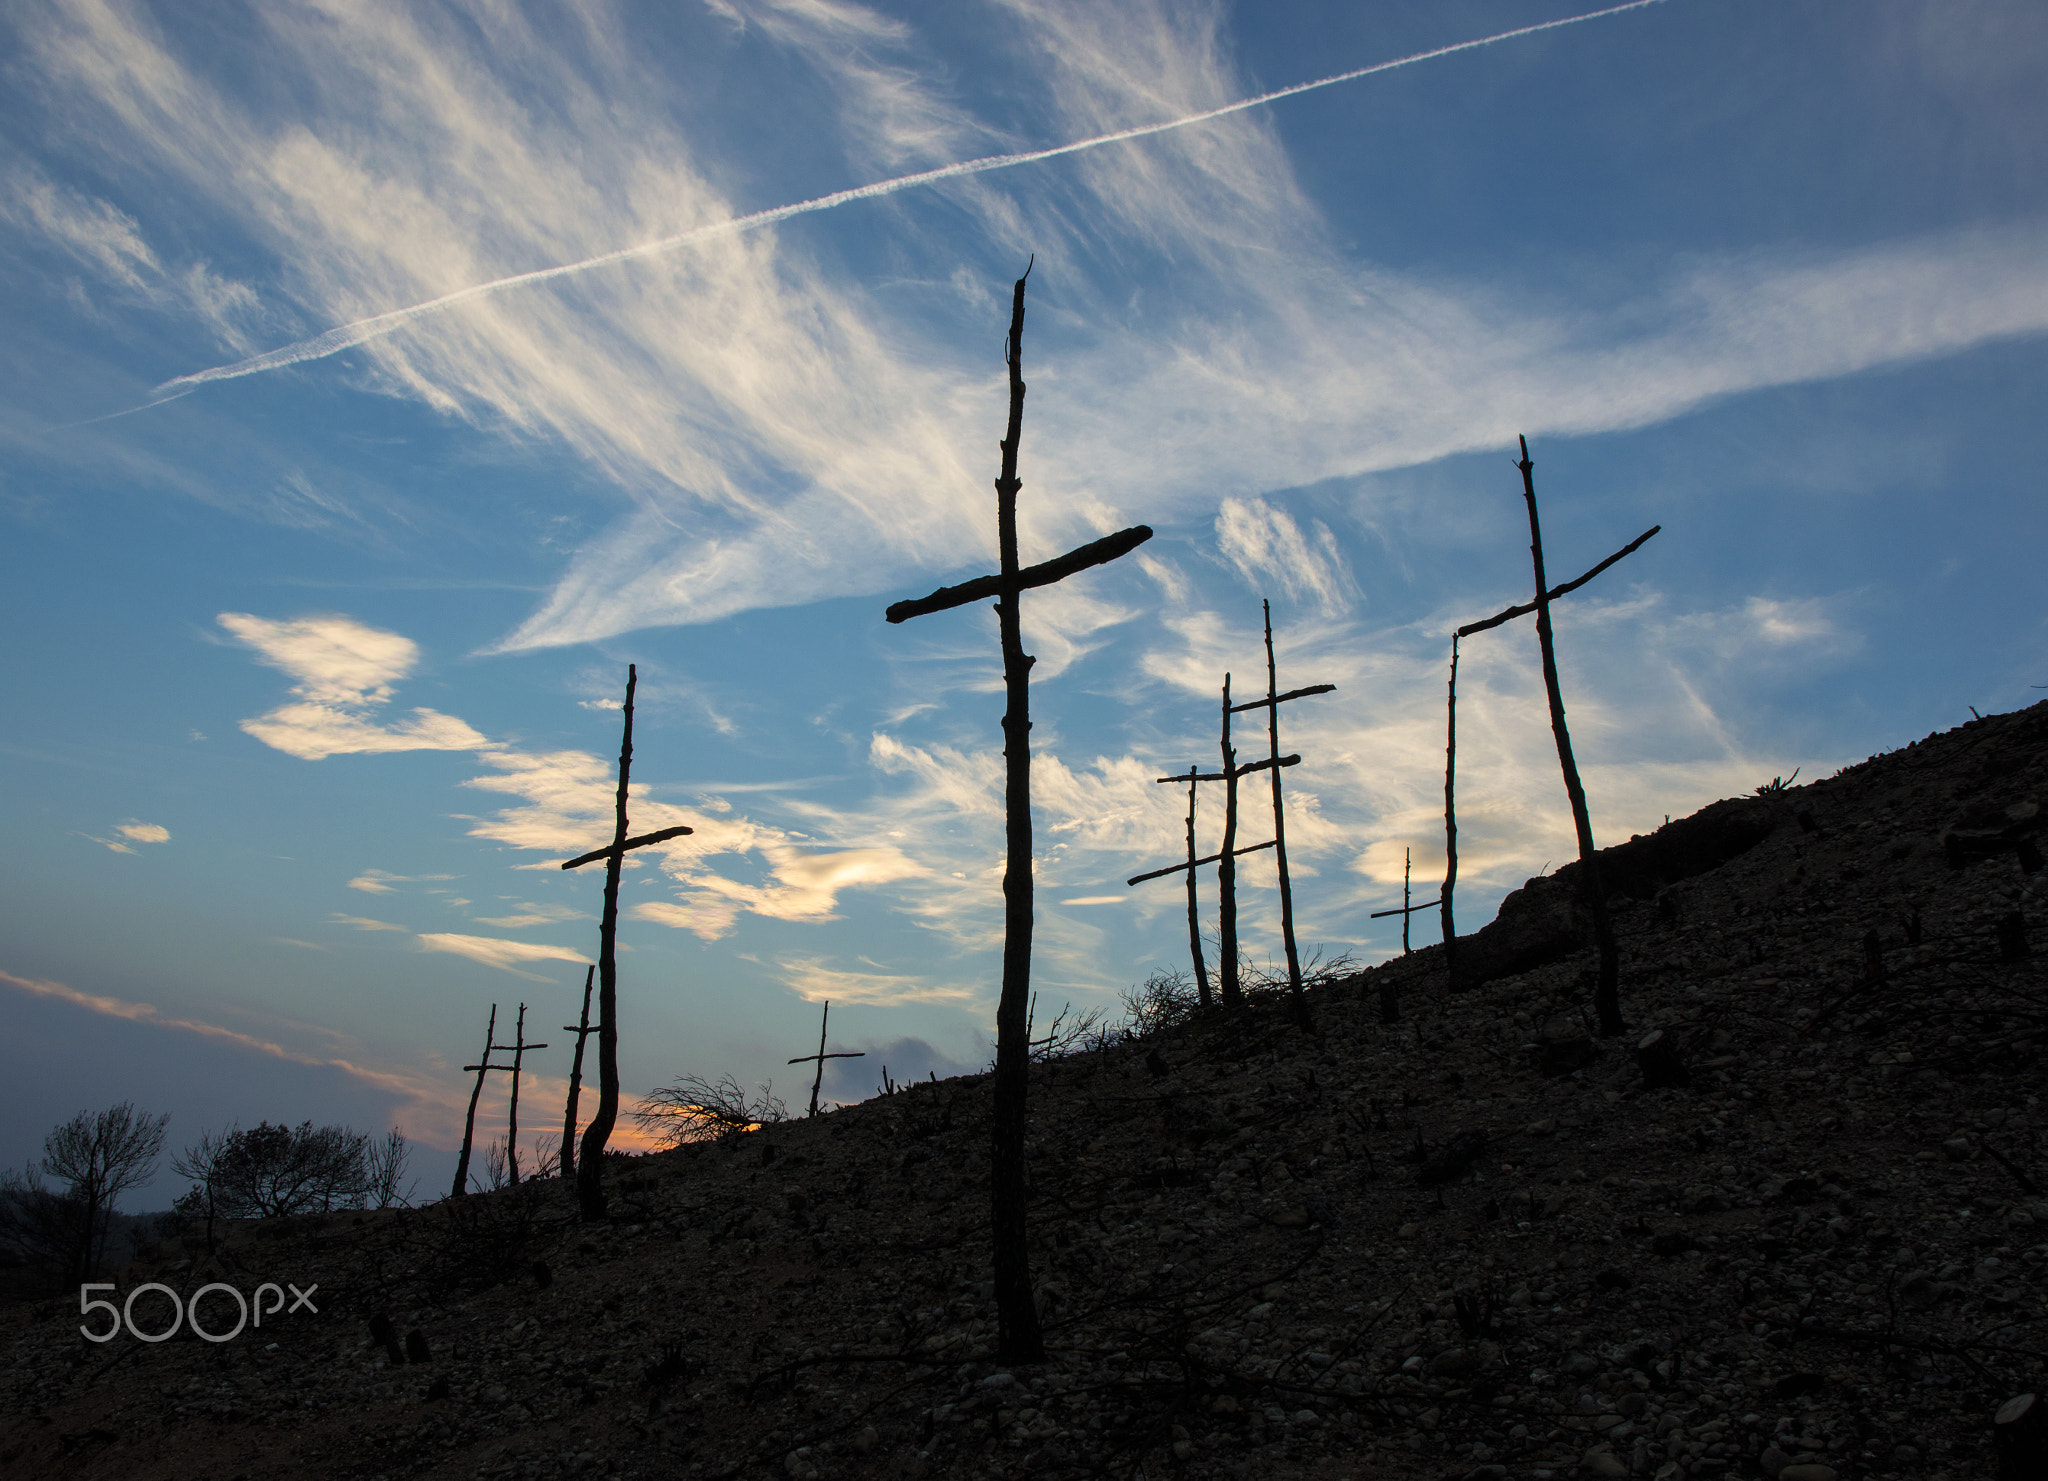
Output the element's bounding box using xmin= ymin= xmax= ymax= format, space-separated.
xmin=4 ymin=696 xmax=2045 ymax=1481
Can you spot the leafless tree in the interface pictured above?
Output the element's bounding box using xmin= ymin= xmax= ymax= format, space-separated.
xmin=172 ymin=1121 xmax=402 ymax=1219
xmin=0 ymin=1102 xmax=168 ymax=1283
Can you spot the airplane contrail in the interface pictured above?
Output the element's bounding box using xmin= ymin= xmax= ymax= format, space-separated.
xmin=144 ymin=0 xmax=1671 ymax=406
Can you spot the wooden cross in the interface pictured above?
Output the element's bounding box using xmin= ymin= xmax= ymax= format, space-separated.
xmin=1127 ymin=752 xmax=1300 ymax=1009
xmin=1370 ymin=846 xmax=1439 ymax=955
xmin=1228 ymin=598 xmax=1334 ymax=1016
xmin=489 ymin=1002 xmax=548 ymax=1185
xmin=558 ymin=964 xmax=595 ymax=1182
xmin=1439 ymin=504 xmax=1659 ymax=984
xmin=453 ymin=1003 xmax=506 ymax=1198
xmin=558 ymin=662 xmax=693 ymax=1220
xmin=882 ymin=263 xmax=1152 ymax=1366
xmin=788 ymin=999 xmax=866 ymax=1119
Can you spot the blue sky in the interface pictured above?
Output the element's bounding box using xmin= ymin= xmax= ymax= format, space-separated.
xmin=3 ymin=0 xmax=2044 ymax=1204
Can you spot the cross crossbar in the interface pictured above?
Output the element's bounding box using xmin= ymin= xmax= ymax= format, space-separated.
xmin=560 ymin=823 xmax=693 ymax=871
xmin=1152 ymin=753 xmax=1298 ymax=784
xmin=1127 ymin=836 xmax=1276 ymax=886
xmin=1455 ymin=525 xmax=1659 ymax=639
xmin=791 ymin=999 xmax=867 ymax=1119
xmin=1227 ymin=682 xmax=1335 ymax=714
xmin=884 ymin=525 xmax=1153 ymax=624
xmin=1370 ymin=899 xmax=1442 ymax=919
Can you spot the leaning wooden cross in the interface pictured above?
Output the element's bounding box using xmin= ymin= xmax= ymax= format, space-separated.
xmin=1439 ymin=509 xmax=1658 ymax=959
xmin=492 ymin=1002 xmax=548 ymax=1185
xmin=788 ymin=999 xmax=865 ymax=1119
xmin=884 ymin=262 xmax=1152 ymax=1365
xmin=1439 ymin=438 xmax=1658 ymax=1035
xmin=1228 ymin=598 xmax=1335 ymax=1018
xmin=557 ymin=964 xmax=595 ymax=1182
xmin=559 ymin=662 xmax=693 ymax=1220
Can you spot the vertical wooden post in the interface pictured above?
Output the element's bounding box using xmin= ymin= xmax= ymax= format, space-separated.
xmin=1402 ymin=848 xmax=1412 ymax=956
xmin=1442 ymin=636 xmax=1460 ymax=965
xmin=499 ymin=1003 xmax=544 ymax=1185
xmin=1261 ymin=600 xmax=1308 ymax=1025
xmin=452 ymin=1004 xmax=497 ymax=1199
xmin=1179 ymin=767 xmax=1212 ymax=1009
xmin=884 ymin=265 xmax=1149 ymax=1365
xmin=1217 ymin=674 xmax=1243 ymax=1009
xmin=989 ymin=268 xmax=1045 ymax=1364
xmin=505 ymin=1003 xmax=526 ymax=1184
xmin=560 ymin=965 xmax=594 ymax=1182
xmin=1516 ymin=436 xmax=1622 ymax=1036
xmin=577 ymin=663 xmax=637 ymax=1220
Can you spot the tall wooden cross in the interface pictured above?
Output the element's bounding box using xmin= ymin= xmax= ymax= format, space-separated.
xmin=1228 ymin=599 xmax=1334 ymax=1015
xmin=491 ymin=1002 xmax=547 ymax=1185
xmin=787 ymin=999 xmax=865 ymax=1119
xmin=559 ymin=662 xmax=694 ymax=1220
xmin=883 ymin=263 xmax=1152 ymax=1365
xmin=453 ymin=1003 xmax=506 ymax=1197
xmin=1439 ymin=506 xmax=1659 ymax=982
xmin=1127 ymin=752 xmax=1300 ymax=1008
xmin=558 ymin=964 xmax=595 ymax=1182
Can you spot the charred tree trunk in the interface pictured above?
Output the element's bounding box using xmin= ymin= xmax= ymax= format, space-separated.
xmin=1180 ymin=769 xmax=1212 ymax=1009
xmin=1263 ymin=600 xmax=1309 ymax=1027
xmin=576 ymin=664 xmax=637 ymax=1220
xmin=1441 ymin=636 xmax=1460 ymax=966
xmin=990 ymin=269 xmax=1046 ymax=1365
xmin=1516 ymin=438 xmax=1622 ymax=1036
xmin=452 ymin=1004 xmax=496 ymax=1199
xmin=560 ymin=966 xmax=594 ymax=1182
xmin=1217 ymin=675 xmax=1243 ymax=1009
xmin=505 ymin=1002 xmax=526 ymax=1185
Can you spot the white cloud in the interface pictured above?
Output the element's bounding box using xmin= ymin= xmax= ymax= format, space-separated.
xmin=81 ymin=818 xmax=171 ymax=854
xmin=220 ymin=612 xmax=491 ymax=760
xmin=333 ymin=914 xmax=405 ymax=932
xmin=417 ymin=932 xmax=589 ymax=980
xmin=472 ymin=902 xmax=589 ymax=929
xmin=1215 ymin=496 xmax=1356 ymax=616
xmin=778 ymin=954 xmax=974 ymax=1006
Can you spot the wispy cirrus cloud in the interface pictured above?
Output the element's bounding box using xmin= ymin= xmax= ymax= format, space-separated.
xmin=778 ymin=954 xmax=974 ymax=1006
xmin=0 ymin=965 xmax=470 ymax=1145
xmin=25 ymin=0 xmax=2047 ymax=664
xmin=416 ymin=933 xmax=589 ymax=980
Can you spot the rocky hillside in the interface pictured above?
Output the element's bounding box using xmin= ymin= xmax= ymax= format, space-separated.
xmin=4 ymin=701 xmax=2045 ymax=1481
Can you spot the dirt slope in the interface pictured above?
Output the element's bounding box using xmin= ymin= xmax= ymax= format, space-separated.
xmin=4 ymin=702 xmax=2044 ymax=1481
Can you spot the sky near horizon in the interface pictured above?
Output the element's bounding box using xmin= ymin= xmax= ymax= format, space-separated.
xmin=3 ymin=0 xmax=2045 ymax=1207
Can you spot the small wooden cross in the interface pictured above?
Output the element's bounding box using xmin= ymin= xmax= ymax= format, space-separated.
xmin=558 ymin=663 xmax=693 ymax=1220
xmin=787 ymin=999 xmax=865 ymax=1119
xmin=882 ymin=263 xmax=1152 ymax=1365
xmin=487 ymin=1002 xmax=547 ymax=1185
xmin=1370 ymin=846 xmax=1440 ymax=955
xmin=558 ymin=964 xmax=595 ymax=1182
xmin=1439 ymin=510 xmax=1659 ymax=972
xmin=1227 ymin=598 xmax=1334 ymax=1014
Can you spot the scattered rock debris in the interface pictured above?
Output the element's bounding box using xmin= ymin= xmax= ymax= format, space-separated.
xmin=3 ymin=702 xmax=2045 ymax=1480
